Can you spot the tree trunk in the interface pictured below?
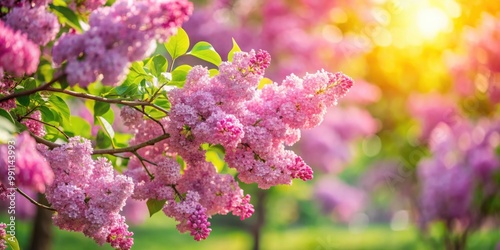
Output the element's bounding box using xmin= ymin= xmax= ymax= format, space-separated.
xmin=29 ymin=194 xmax=53 ymax=250
xmin=252 ymin=189 xmax=267 ymax=250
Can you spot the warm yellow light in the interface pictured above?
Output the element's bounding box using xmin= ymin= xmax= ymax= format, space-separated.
xmin=416 ymin=8 xmax=450 ymax=39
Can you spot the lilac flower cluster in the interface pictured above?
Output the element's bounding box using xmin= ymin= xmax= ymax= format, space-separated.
xmin=0 ymin=223 xmax=5 ymax=250
xmin=0 ymin=78 xmax=16 ymax=110
xmin=168 ymin=50 xmax=352 ymax=188
xmin=21 ymin=110 xmax=46 ymax=137
xmin=4 ymin=6 xmax=60 ymax=46
xmin=0 ymin=132 xmax=53 ymax=193
xmin=52 ymin=0 xmax=193 ymax=86
xmin=42 ymin=137 xmax=135 ymax=249
xmin=0 ymin=0 xmax=51 ymax=8
xmin=123 ymin=49 xmax=351 ymax=240
xmin=68 ymin=0 xmax=106 ymax=13
xmin=0 ymin=20 xmax=40 ymax=78
xmin=418 ymin=119 xmax=500 ymax=226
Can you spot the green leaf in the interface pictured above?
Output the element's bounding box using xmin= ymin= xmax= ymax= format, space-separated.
xmin=208 ymin=69 xmax=219 ymax=77
xmin=3 ymin=233 xmax=20 ymax=250
xmin=94 ymin=102 xmax=110 ymax=117
xmin=258 ymin=77 xmax=273 ymax=89
xmin=150 ymin=55 xmax=168 ymax=77
xmin=0 ymin=109 xmax=16 ymax=126
xmin=70 ymin=116 xmax=91 ymax=139
xmin=228 ymin=38 xmax=242 ymax=62
xmin=96 ymin=130 xmax=112 ymax=149
xmin=39 ymin=106 xmax=55 ymax=122
xmin=165 ymin=28 xmax=190 ymax=60
xmin=146 ymin=199 xmax=167 ymax=217
xmin=0 ymin=110 xmax=16 ymax=142
xmin=48 ymin=95 xmax=70 ymax=125
xmin=169 ymin=65 xmax=192 ymax=87
xmin=112 ymin=77 xmax=139 ymax=96
xmin=187 ymin=41 xmax=222 ymax=66
xmin=49 ymin=4 xmax=82 ymax=32
xmin=96 ymin=116 xmax=115 ymax=140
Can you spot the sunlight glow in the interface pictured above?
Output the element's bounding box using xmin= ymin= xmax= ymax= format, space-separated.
xmin=416 ymin=7 xmax=450 ymax=39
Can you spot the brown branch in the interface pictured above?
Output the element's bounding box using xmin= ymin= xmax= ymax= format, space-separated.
xmin=24 ymin=117 xmax=69 ymax=139
xmin=93 ymin=133 xmax=170 ymax=155
xmin=33 ymin=134 xmax=60 ymax=149
xmin=17 ymin=187 xmax=56 ymax=212
xmin=46 ymin=86 xmax=169 ymax=115
xmin=0 ymin=75 xmax=63 ymax=103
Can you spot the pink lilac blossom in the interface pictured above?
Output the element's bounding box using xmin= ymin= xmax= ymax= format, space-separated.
xmin=314 ymin=177 xmax=366 ymax=222
xmin=68 ymin=0 xmax=107 ymax=12
xmin=0 ymin=78 xmax=16 ymax=110
xmin=125 ymin=50 xmax=351 ymax=239
xmin=0 ymin=223 xmax=6 ymax=250
xmin=42 ymin=137 xmax=134 ymax=249
xmin=21 ymin=110 xmax=46 ymax=137
xmin=0 ymin=20 xmax=40 ymax=77
xmin=52 ymin=0 xmax=193 ymax=86
xmin=0 ymin=0 xmax=51 ymax=8
xmin=0 ymin=184 xmax=6 ymax=201
xmin=448 ymin=14 xmax=500 ymax=103
xmin=0 ymin=132 xmax=53 ymax=193
xmin=120 ymin=106 xmax=143 ymax=129
xmin=4 ymin=7 xmax=60 ymax=46
xmin=418 ymin=118 xmax=500 ymax=226
xmin=299 ymin=106 xmax=378 ymax=173
xmin=408 ymin=93 xmax=459 ymax=142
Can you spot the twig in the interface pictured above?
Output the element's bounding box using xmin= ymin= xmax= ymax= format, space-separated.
xmin=0 ymin=75 xmax=63 ymax=103
xmin=46 ymin=86 xmax=169 ymax=115
xmin=23 ymin=117 xmax=69 ymax=139
xmin=93 ymin=133 xmax=170 ymax=155
xmin=16 ymin=187 xmax=56 ymax=212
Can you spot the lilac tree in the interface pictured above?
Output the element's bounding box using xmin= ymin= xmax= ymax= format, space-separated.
xmin=0 ymin=0 xmax=353 ymax=249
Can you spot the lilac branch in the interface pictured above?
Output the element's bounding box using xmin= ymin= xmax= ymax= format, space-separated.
xmin=45 ymin=86 xmax=169 ymax=115
xmin=16 ymin=187 xmax=56 ymax=212
xmin=0 ymin=75 xmax=63 ymax=103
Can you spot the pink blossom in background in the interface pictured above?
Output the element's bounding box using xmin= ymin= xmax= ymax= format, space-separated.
xmin=0 ymin=188 xmax=37 ymax=220
xmin=340 ymin=80 xmax=381 ymax=105
xmin=42 ymin=137 xmax=135 ymax=248
xmin=52 ymin=0 xmax=193 ymax=86
xmin=418 ymin=118 xmax=500 ymax=226
xmin=121 ymin=198 xmax=149 ymax=225
xmin=300 ymin=106 xmax=378 ymax=173
xmin=21 ymin=110 xmax=46 ymax=137
xmin=0 ymin=132 xmax=53 ymax=193
xmin=0 ymin=20 xmax=40 ymax=77
xmin=407 ymin=93 xmax=459 ymax=142
xmin=0 ymin=78 xmax=16 ymax=110
xmin=314 ymin=177 xmax=366 ymax=222
xmin=4 ymin=6 xmax=60 ymax=46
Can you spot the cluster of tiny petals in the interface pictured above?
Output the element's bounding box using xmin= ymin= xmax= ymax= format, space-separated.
xmin=165 ymin=50 xmax=351 ymax=189
xmin=52 ymin=0 xmax=192 ymax=87
xmin=0 ymin=78 xmax=16 ymax=110
xmin=120 ymin=106 xmax=143 ymax=129
xmin=0 ymin=0 xmax=51 ymax=8
xmin=187 ymin=205 xmax=211 ymax=241
xmin=128 ymin=49 xmax=350 ymax=240
xmin=69 ymin=0 xmax=106 ymax=12
xmin=43 ymin=137 xmax=135 ymax=249
xmin=4 ymin=6 xmax=60 ymax=46
xmin=418 ymin=119 xmax=500 ymax=225
xmin=21 ymin=110 xmax=46 ymax=137
xmin=106 ymin=224 xmax=134 ymax=250
xmin=0 ymin=223 xmax=6 ymax=250
xmin=0 ymin=20 xmax=40 ymax=77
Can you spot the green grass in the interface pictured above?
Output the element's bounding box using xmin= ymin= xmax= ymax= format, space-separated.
xmin=2 ymin=213 xmax=499 ymax=250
